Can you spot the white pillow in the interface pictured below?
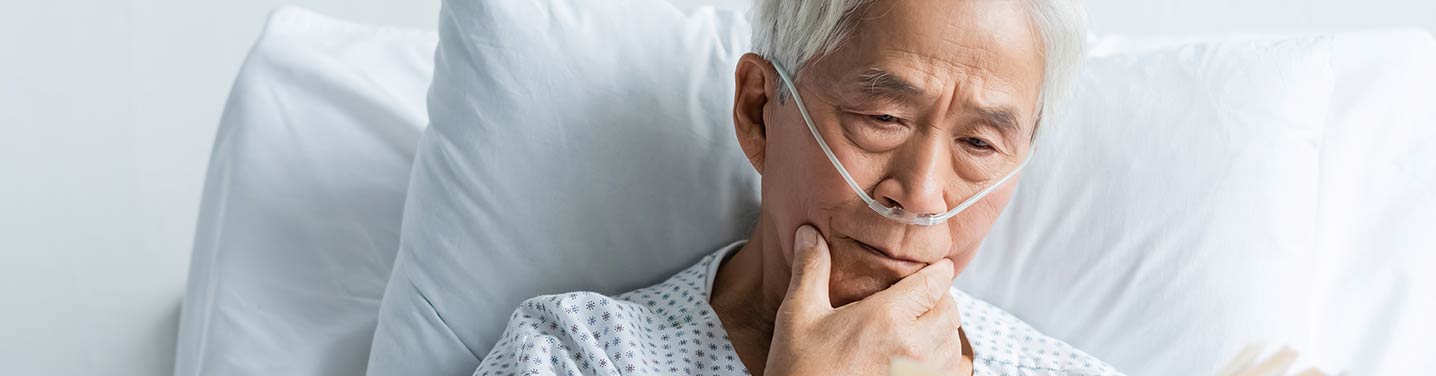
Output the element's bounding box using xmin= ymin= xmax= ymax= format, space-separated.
xmin=175 ymin=7 xmax=433 ymax=376
xmin=1308 ymin=30 xmax=1436 ymax=375
xmin=366 ymin=2 xmax=757 ymax=375
xmin=954 ymin=36 xmax=1335 ymax=375
xmin=1046 ymin=31 xmax=1436 ymax=375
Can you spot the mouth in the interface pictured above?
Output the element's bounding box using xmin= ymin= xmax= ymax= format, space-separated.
xmin=846 ymin=236 xmax=926 ymax=266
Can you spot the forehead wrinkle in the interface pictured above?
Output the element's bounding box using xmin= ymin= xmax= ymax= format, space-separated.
xmin=826 ymin=23 xmax=1038 ymax=131
xmin=836 ymin=0 xmax=1045 ymax=106
xmin=876 ymin=49 xmax=1026 ymax=114
xmin=850 ymin=67 xmax=922 ymax=103
xmin=879 ymin=46 xmax=1007 ymax=93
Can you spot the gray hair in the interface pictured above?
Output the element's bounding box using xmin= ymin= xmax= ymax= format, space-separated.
xmin=750 ymin=0 xmax=1088 ymax=128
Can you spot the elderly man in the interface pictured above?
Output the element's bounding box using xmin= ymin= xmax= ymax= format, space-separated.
xmin=473 ymin=0 xmax=1117 ymax=375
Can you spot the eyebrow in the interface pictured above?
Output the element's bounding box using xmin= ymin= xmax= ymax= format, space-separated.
xmin=975 ymin=106 xmax=1021 ymax=138
xmin=852 ymin=68 xmax=923 ymax=102
xmin=851 ymin=68 xmax=1025 ymax=140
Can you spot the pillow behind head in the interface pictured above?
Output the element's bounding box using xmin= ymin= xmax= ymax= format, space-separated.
xmin=1308 ymin=30 xmax=1436 ymax=375
xmin=366 ymin=1 xmax=758 ymax=375
xmin=1074 ymin=30 xmax=1436 ymax=375
xmin=956 ymin=36 xmax=1335 ymax=374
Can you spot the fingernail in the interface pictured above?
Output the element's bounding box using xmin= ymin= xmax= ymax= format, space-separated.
xmin=795 ymin=225 xmax=817 ymax=250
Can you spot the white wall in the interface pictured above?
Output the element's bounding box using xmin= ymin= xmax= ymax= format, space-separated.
xmin=0 ymin=2 xmax=438 ymax=375
xmin=0 ymin=1 xmax=1429 ymax=376
xmin=1086 ymin=0 xmax=1436 ymax=35
xmin=676 ymin=0 xmax=1436 ymax=34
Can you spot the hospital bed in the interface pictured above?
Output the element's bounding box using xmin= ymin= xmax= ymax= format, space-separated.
xmin=173 ymin=4 xmax=1436 ymax=376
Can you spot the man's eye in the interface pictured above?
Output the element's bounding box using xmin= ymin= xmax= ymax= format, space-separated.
xmin=870 ymin=114 xmax=899 ymax=123
xmin=961 ymin=137 xmax=994 ymax=150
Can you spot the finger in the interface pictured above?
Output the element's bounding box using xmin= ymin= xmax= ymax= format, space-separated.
xmin=868 ymin=258 xmax=955 ymax=319
xmin=917 ymin=293 xmax=961 ymax=344
xmin=784 ymin=224 xmax=833 ymax=310
xmin=927 ymin=327 xmax=967 ymax=374
xmin=907 ymin=294 xmax=964 ymax=353
xmin=895 ymin=310 xmax=964 ymax=375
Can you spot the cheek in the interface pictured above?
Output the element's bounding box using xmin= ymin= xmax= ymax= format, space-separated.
xmin=944 ymin=176 xmax=1021 ymax=269
xmin=760 ymin=117 xmax=860 ymax=232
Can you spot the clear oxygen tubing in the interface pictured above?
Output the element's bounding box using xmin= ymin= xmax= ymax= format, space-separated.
xmin=771 ymin=61 xmax=1038 ymax=227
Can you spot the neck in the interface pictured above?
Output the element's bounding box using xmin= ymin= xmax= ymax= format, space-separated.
xmin=710 ymin=213 xmax=789 ymax=376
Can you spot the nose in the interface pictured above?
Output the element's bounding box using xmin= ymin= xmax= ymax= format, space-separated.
xmin=871 ymin=136 xmax=950 ymax=216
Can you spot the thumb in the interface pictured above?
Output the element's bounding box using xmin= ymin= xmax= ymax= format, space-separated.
xmin=784 ymin=225 xmax=833 ymax=310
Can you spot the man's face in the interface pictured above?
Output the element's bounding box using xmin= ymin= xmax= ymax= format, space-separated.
xmin=739 ymin=0 xmax=1046 ymax=306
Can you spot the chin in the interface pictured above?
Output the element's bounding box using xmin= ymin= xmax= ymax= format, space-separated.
xmin=825 ymin=249 xmax=906 ymax=306
xmin=828 ymin=272 xmax=892 ymax=307
xmin=819 ymin=234 xmax=917 ymax=305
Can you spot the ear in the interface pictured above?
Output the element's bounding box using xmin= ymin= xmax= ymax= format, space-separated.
xmin=732 ymin=53 xmax=776 ymax=174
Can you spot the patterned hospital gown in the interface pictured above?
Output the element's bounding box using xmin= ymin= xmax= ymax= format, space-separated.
xmin=474 ymin=241 xmax=1123 ymax=376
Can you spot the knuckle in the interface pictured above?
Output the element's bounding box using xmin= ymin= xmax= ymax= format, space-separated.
xmin=925 ymin=290 xmax=942 ymax=307
xmin=791 ymin=258 xmax=817 ymax=279
xmin=792 ymin=260 xmax=812 ymax=277
xmin=925 ymin=271 xmax=946 ymax=294
xmin=944 ymin=314 xmax=962 ymax=332
xmin=868 ymin=306 xmax=903 ymax=329
xmin=917 ymin=281 xmax=940 ymax=307
xmin=897 ymin=340 xmax=922 ymax=358
xmin=936 ymin=297 xmax=955 ymax=313
xmin=792 ymin=248 xmax=812 ymax=267
xmin=873 ymin=298 xmax=907 ymax=318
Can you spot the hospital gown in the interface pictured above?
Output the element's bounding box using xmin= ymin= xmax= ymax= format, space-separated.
xmin=474 ymin=241 xmax=1123 ymax=376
